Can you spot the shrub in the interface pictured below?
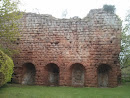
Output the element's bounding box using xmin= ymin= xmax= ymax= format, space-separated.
xmin=103 ymin=4 xmax=116 ymax=14
xmin=0 ymin=50 xmax=14 ymax=87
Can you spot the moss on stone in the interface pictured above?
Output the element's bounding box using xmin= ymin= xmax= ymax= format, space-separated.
xmin=0 ymin=50 xmax=14 ymax=87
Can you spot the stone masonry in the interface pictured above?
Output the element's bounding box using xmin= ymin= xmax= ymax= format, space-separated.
xmin=13 ymin=8 xmax=122 ymax=87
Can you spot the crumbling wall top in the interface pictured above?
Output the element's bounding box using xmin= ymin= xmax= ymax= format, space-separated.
xmin=22 ymin=8 xmax=122 ymax=30
xmin=83 ymin=9 xmax=122 ymax=29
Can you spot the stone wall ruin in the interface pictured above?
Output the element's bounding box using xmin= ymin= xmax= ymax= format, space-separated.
xmin=13 ymin=8 xmax=121 ymax=87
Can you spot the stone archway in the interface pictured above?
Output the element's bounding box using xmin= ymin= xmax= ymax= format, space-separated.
xmin=46 ymin=63 xmax=59 ymax=86
xmin=71 ymin=63 xmax=85 ymax=86
xmin=22 ymin=63 xmax=36 ymax=85
xmin=97 ymin=64 xmax=111 ymax=87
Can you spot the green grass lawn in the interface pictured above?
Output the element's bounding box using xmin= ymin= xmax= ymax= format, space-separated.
xmin=0 ymin=83 xmax=130 ymax=98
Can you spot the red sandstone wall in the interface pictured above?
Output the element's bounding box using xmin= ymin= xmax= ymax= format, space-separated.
xmin=13 ymin=9 xmax=122 ymax=87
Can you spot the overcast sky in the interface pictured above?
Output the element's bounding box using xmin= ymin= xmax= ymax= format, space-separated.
xmin=19 ymin=0 xmax=130 ymax=20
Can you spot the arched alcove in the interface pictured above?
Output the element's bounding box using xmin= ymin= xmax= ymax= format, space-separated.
xmin=45 ymin=63 xmax=59 ymax=86
xmin=22 ymin=63 xmax=36 ymax=85
xmin=97 ymin=64 xmax=111 ymax=87
xmin=71 ymin=63 xmax=85 ymax=86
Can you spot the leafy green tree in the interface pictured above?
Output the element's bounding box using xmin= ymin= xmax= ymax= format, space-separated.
xmin=0 ymin=0 xmax=22 ymax=56
xmin=120 ymin=10 xmax=130 ymax=68
xmin=0 ymin=0 xmax=22 ymax=87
